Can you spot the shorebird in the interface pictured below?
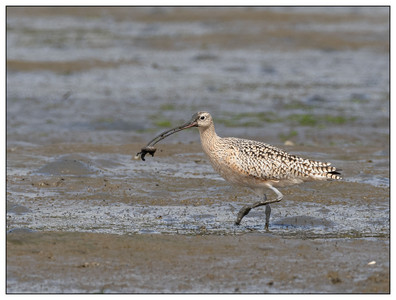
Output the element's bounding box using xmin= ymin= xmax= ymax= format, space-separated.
xmin=136 ymin=111 xmax=341 ymax=229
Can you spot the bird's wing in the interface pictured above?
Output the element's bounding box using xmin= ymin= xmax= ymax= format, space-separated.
xmin=222 ymin=138 xmax=337 ymax=181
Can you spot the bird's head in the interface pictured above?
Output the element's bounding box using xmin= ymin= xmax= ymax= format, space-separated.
xmin=188 ymin=111 xmax=213 ymax=129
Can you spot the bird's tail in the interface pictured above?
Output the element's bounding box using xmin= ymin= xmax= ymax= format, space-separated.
xmin=309 ymin=164 xmax=342 ymax=180
xmin=326 ymin=168 xmax=342 ymax=180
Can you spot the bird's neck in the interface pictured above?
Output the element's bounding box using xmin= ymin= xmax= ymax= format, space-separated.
xmin=198 ymin=123 xmax=220 ymax=154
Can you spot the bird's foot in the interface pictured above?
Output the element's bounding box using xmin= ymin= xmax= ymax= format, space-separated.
xmin=265 ymin=222 xmax=269 ymax=231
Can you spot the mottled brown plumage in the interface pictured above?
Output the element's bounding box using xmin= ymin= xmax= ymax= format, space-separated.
xmin=206 ymin=137 xmax=340 ymax=183
xmin=197 ymin=112 xmax=340 ymax=184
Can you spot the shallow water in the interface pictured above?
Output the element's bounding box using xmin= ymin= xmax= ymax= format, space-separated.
xmin=6 ymin=7 xmax=389 ymax=293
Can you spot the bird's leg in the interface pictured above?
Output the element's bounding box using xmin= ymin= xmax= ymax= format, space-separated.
xmin=265 ymin=204 xmax=271 ymax=231
xmin=234 ymin=196 xmax=280 ymax=225
xmin=235 ymin=186 xmax=283 ymax=227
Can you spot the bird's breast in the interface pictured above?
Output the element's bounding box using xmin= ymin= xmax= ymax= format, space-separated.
xmin=205 ymin=145 xmax=257 ymax=185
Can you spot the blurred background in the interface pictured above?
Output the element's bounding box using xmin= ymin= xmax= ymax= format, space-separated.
xmin=7 ymin=7 xmax=389 ymax=147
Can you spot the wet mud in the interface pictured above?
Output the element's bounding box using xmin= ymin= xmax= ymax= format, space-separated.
xmin=6 ymin=142 xmax=389 ymax=293
xmin=6 ymin=7 xmax=389 ymax=293
xmin=7 ymin=231 xmax=389 ymax=293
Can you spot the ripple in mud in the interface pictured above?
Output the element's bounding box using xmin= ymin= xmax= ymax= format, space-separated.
xmin=273 ymin=215 xmax=335 ymax=228
xmin=35 ymin=155 xmax=97 ymax=176
xmin=7 ymin=202 xmax=30 ymax=215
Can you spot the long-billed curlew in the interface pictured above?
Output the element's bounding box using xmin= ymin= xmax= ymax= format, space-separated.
xmin=135 ymin=111 xmax=341 ymax=229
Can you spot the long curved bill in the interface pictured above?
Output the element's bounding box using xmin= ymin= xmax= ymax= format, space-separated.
xmin=134 ymin=114 xmax=198 ymax=161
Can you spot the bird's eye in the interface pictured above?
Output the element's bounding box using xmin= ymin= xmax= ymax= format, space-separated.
xmin=200 ymin=116 xmax=206 ymax=120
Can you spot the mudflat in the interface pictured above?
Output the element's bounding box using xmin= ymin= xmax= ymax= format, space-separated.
xmin=6 ymin=142 xmax=389 ymax=293
xmin=7 ymin=7 xmax=389 ymax=293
